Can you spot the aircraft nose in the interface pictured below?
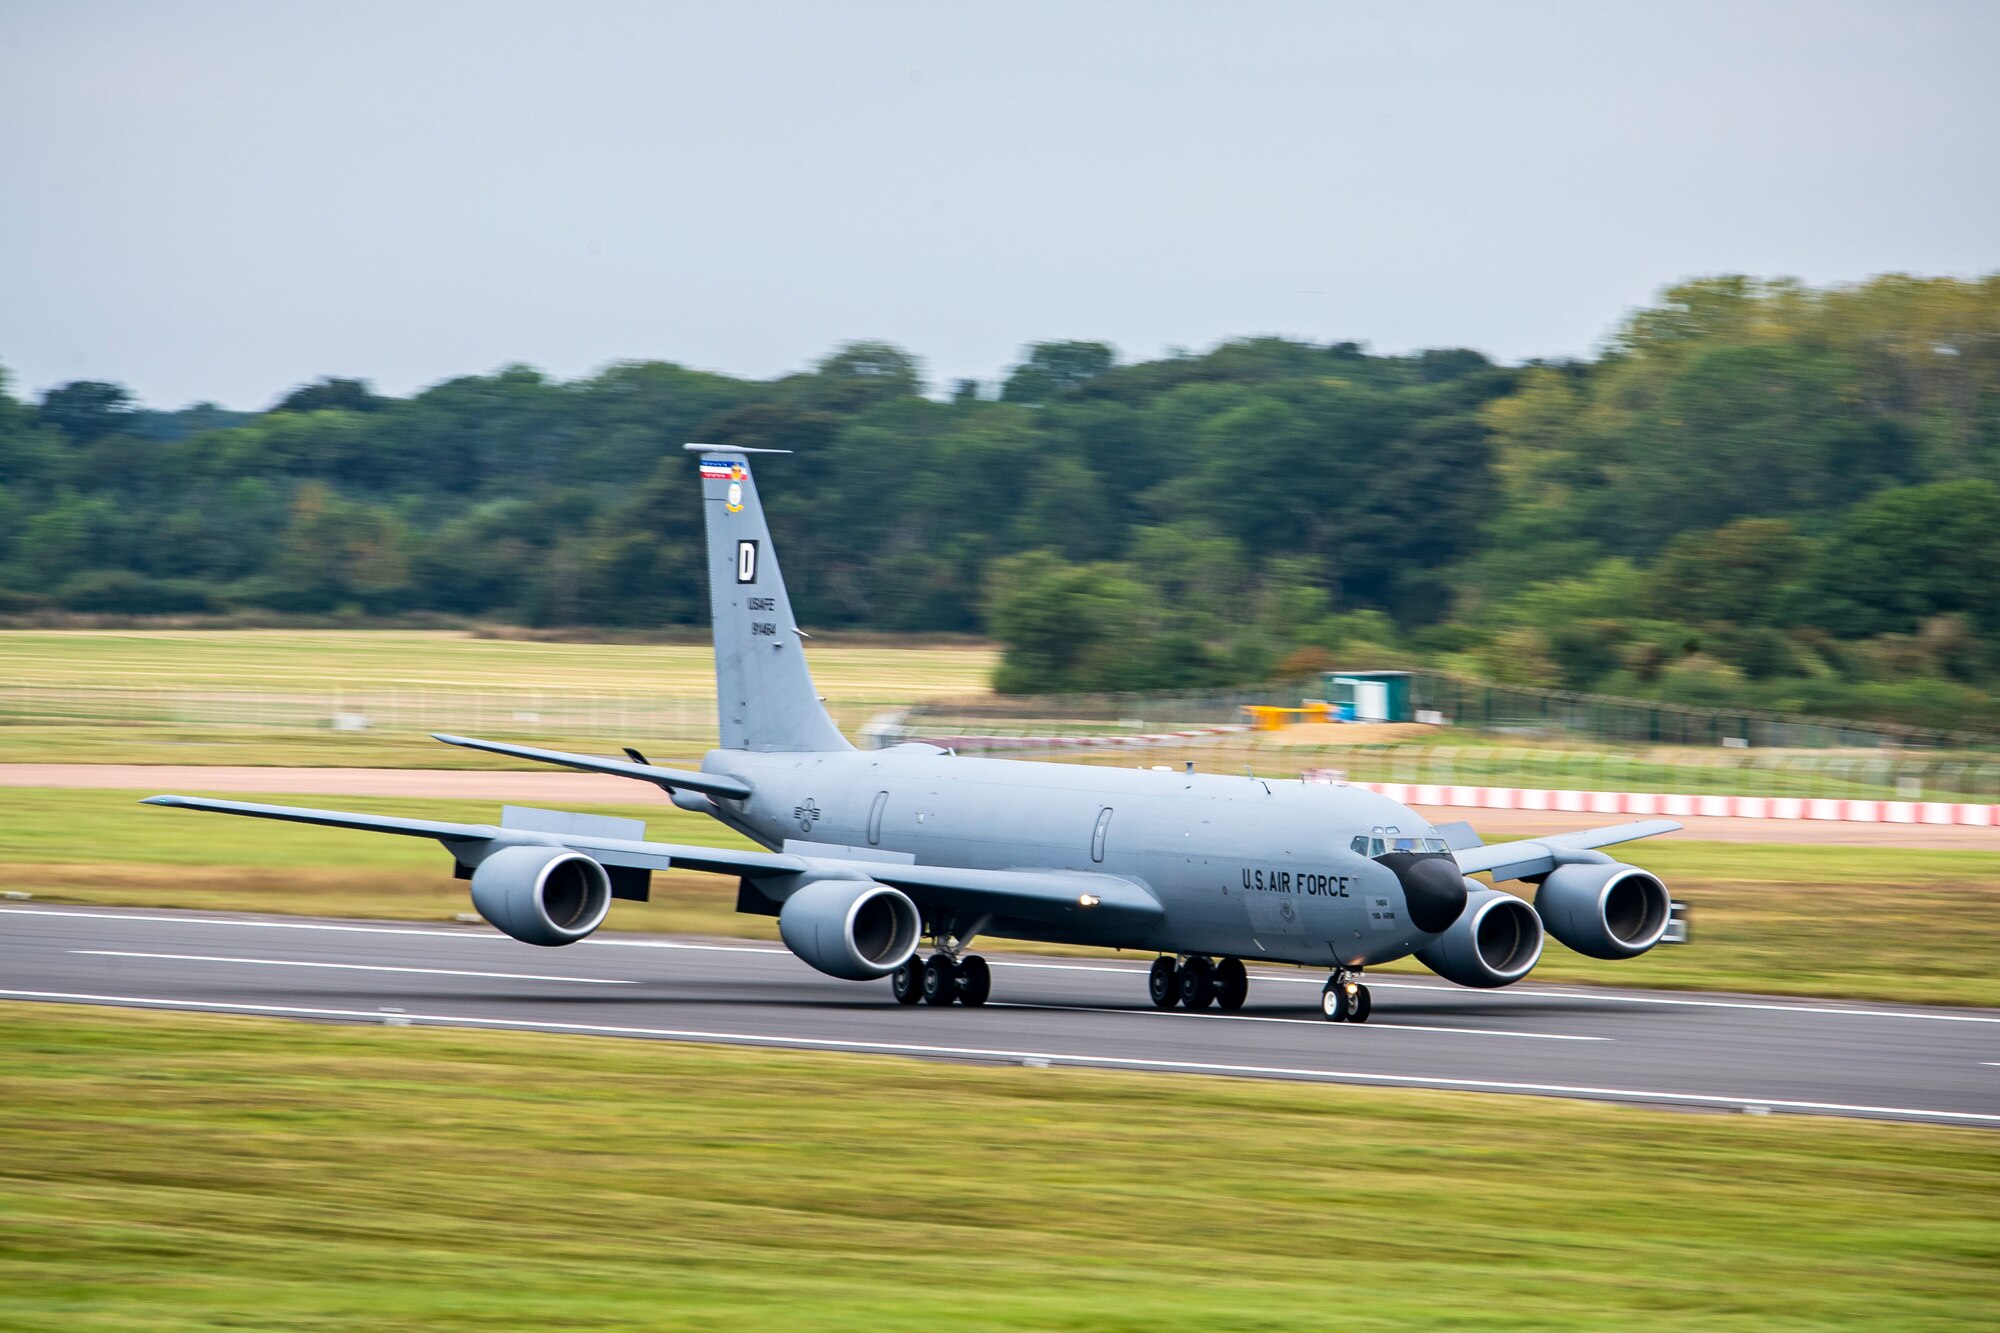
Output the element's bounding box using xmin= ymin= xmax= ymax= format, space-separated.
xmin=1392 ymin=855 xmax=1468 ymax=934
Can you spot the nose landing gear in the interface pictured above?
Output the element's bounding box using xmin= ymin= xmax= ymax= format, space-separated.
xmin=1320 ymin=970 xmax=1372 ymax=1023
xmin=1148 ymin=956 xmax=1249 ymax=1011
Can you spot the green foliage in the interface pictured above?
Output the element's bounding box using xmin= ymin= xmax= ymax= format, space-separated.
xmin=35 ymin=378 xmax=135 ymax=442
xmin=2 ymin=274 xmax=1999 ymax=726
xmin=1000 ymin=340 xmax=1115 ymax=403
xmin=269 ymin=376 xmax=387 ymax=415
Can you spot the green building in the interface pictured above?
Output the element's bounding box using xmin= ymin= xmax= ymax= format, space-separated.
xmin=1321 ymin=671 xmax=1414 ymax=723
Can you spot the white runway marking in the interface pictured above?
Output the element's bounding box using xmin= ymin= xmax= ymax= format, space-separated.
xmin=1 ymin=988 xmax=1994 ymax=1127
xmin=989 ymin=1001 xmax=1606 ymax=1041
xmin=72 ymin=950 xmax=635 ymax=985
xmin=985 ymin=956 xmax=2000 ymax=1025
xmin=10 ymin=906 xmax=2000 ymax=1026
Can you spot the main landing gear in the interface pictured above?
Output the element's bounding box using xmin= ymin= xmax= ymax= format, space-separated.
xmin=1148 ymin=955 xmax=1248 ymax=1012
xmin=891 ymin=952 xmax=991 ymax=1007
xmin=1320 ymin=970 xmax=1373 ymax=1023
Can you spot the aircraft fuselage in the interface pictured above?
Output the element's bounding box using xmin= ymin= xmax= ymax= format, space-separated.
xmin=713 ymin=744 xmax=1447 ymax=968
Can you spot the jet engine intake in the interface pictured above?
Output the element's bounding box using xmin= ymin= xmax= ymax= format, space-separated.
xmin=1535 ymin=861 xmax=1672 ymax=959
xmin=778 ymin=878 xmax=923 ymax=981
xmin=470 ymin=845 xmax=613 ymax=946
xmin=1414 ymin=886 xmax=1544 ymax=988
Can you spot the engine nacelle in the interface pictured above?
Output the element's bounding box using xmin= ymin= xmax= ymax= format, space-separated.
xmin=1536 ymin=861 xmax=1672 ymax=960
xmin=778 ymin=878 xmax=923 ymax=981
xmin=470 ymin=845 xmax=613 ymax=947
xmin=1415 ymin=886 xmax=1544 ymax=988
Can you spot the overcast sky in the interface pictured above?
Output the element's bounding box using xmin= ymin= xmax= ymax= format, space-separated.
xmin=2 ymin=0 xmax=1994 ymax=410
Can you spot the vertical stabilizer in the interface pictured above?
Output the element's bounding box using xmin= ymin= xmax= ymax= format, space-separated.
xmin=688 ymin=445 xmax=851 ymax=753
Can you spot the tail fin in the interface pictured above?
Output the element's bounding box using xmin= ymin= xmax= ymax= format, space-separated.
xmin=688 ymin=445 xmax=851 ymax=753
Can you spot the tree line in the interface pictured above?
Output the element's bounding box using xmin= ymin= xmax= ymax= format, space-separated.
xmin=2 ymin=274 xmax=1997 ymax=730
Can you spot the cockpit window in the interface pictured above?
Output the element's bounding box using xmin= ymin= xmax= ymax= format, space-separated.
xmin=1355 ymin=827 xmax=1448 ymax=858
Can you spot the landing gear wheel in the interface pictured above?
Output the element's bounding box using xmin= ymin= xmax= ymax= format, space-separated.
xmin=1350 ymin=983 xmax=1372 ymax=1024
xmin=957 ymin=955 xmax=991 ymax=1007
xmin=1213 ymin=958 xmax=1249 ymax=1012
xmin=890 ymin=957 xmax=924 ymax=1005
xmin=1148 ymin=957 xmax=1181 ymax=1009
xmin=922 ymin=954 xmax=958 ymax=1005
xmin=1320 ymin=978 xmax=1349 ymax=1022
xmin=1178 ymin=956 xmax=1216 ymax=1011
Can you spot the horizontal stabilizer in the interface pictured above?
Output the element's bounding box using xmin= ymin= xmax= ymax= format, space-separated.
xmin=431 ymin=734 xmax=752 ymax=800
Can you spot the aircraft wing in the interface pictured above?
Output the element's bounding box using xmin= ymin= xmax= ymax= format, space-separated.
xmin=141 ymin=796 xmax=1163 ymax=927
xmin=141 ymin=795 xmax=799 ymax=876
xmin=430 ymin=733 xmax=754 ymax=800
xmin=1453 ymin=818 xmax=1682 ymax=884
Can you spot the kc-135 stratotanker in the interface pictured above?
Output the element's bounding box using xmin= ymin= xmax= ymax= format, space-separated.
xmin=148 ymin=446 xmax=1686 ymax=1020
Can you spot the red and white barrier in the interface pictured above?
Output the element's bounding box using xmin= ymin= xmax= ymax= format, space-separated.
xmin=1298 ymin=771 xmax=2000 ymax=826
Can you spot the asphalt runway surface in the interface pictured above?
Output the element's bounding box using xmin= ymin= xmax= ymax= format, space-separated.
xmin=4 ymin=904 xmax=1997 ymax=1127
xmin=8 ymin=765 xmax=1995 ymax=847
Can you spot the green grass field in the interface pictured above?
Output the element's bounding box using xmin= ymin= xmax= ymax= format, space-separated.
xmin=0 ymin=628 xmax=997 ymax=694
xmin=1 ymin=1004 xmax=1994 ymax=1332
xmin=0 ymin=629 xmax=998 ymax=765
xmin=7 ymin=787 xmax=2000 ymax=1007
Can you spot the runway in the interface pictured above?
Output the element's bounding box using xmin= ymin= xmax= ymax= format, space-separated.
xmin=4 ymin=904 xmax=1997 ymax=1127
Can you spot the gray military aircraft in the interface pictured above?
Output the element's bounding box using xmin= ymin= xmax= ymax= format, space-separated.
xmin=146 ymin=445 xmax=1683 ymax=1022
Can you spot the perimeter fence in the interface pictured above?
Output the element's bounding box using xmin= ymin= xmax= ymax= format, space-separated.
xmin=1407 ymin=673 xmax=1990 ymax=751
xmin=11 ymin=676 xmax=2000 ymax=802
xmin=889 ymin=672 xmax=2000 ymax=803
xmin=0 ymin=683 xmax=720 ymax=748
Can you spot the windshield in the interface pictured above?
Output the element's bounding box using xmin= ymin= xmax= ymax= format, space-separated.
xmin=1351 ymin=827 xmax=1449 ymax=858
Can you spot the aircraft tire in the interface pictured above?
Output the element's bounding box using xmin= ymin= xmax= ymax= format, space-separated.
xmin=890 ymin=957 xmax=924 ymax=1005
xmin=1148 ymin=957 xmax=1180 ymax=1009
xmin=1350 ymin=983 xmax=1372 ymax=1024
xmin=1178 ymin=956 xmax=1216 ymax=1010
xmin=1213 ymin=958 xmax=1249 ymax=1011
xmin=922 ymin=955 xmax=958 ymax=1005
xmin=958 ymin=955 xmax=992 ymax=1007
xmin=1320 ymin=979 xmax=1347 ymax=1022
